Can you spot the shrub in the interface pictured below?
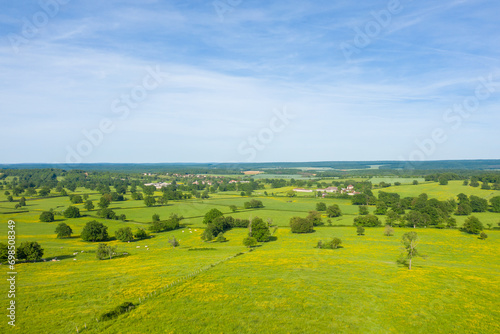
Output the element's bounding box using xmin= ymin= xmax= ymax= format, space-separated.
xmin=96 ymin=243 xmax=117 ymax=260
xmin=168 ymin=236 xmax=179 ymax=248
xmin=98 ymin=302 xmax=135 ymax=321
xmin=316 ymin=237 xmax=342 ymax=249
xmin=39 ymin=211 xmax=55 ymax=222
xmin=478 ymin=232 xmax=488 ymax=240
xmin=290 ymin=216 xmax=314 ymax=233
xmin=356 ymin=226 xmax=365 ymax=236
xmin=354 ymin=214 xmax=381 ymax=227
xmin=316 ymin=202 xmax=327 ymax=211
xmin=384 ymin=225 xmax=394 ymax=236
xmin=55 ymin=223 xmax=73 ymax=238
xmin=134 ymin=228 xmax=148 ymax=240
xmin=359 ymin=205 xmax=369 ymax=215
xmin=216 ymin=232 xmax=227 ymax=242
xmin=306 ymin=211 xmax=323 ymax=226
xmin=97 ymin=208 xmax=116 ymax=220
xmin=244 ymin=199 xmax=264 ymax=209
xmin=63 ymin=206 xmax=80 ymax=218
xmin=152 ymin=213 xmax=160 ymax=222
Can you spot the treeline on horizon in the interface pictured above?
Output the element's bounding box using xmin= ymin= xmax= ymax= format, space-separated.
xmin=1 ymin=159 xmax=500 ymax=174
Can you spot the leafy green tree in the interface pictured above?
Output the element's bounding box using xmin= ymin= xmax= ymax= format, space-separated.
xmin=398 ymin=232 xmax=425 ymax=270
xmin=131 ymin=192 xmax=144 ymax=200
xmin=39 ymin=211 xmax=55 ymax=222
xmin=359 ymin=205 xmax=369 ymax=215
xmin=134 ymin=228 xmax=148 ymax=240
xmin=152 ymin=213 xmax=160 ymax=222
xmin=96 ymin=243 xmax=117 ymax=260
xmin=63 ymin=206 xmax=81 ymax=218
xmin=316 ymin=202 xmax=327 ymax=211
xmin=249 ymin=217 xmax=271 ymax=242
xmin=478 ymin=232 xmax=488 ymax=240
xmin=144 ymin=196 xmax=156 ymax=207
xmin=243 ymin=237 xmax=258 ymax=248
xmin=326 ymin=205 xmax=342 ymax=218
xmin=229 ymin=205 xmax=238 ymax=213
xmin=353 ymin=214 xmax=381 ymax=227
xmin=81 ymin=221 xmax=109 ymax=242
xmin=413 ymin=180 xmax=419 ymax=185
xmin=244 ymin=199 xmax=264 ymax=209
xmin=356 ymin=226 xmax=365 ymax=236
xmin=469 ymin=195 xmax=488 ymax=212
xmin=97 ymin=208 xmax=116 ymax=220
xmin=84 ymin=200 xmax=94 ymax=211
xmin=7 ymin=195 xmax=13 ymax=202
xmin=455 ymin=203 xmax=472 ymax=216
xmin=490 ymin=196 xmax=500 ymax=213
xmin=38 ymin=188 xmax=50 ymax=197
xmin=461 ymin=216 xmax=483 ymax=234
xmin=374 ymin=201 xmax=388 ymax=215
xmin=0 ymin=243 xmax=8 ymax=262
xmin=438 ymin=176 xmax=449 ymax=185
xmin=55 ymin=223 xmax=72 ymax=238
xmin=70 ymin=194 xmax=83 ymax=204
xmin=19 ymin=196 xmax=26 ymax=206
xmin=316 ymin=237 xmax=342 ymax=249
xmin=98 ymin=196 xmax=111 ymax=209
xmin=306 ymin=210 xmax=323 ymax=226
xmin=143 ymin=185 xmax=156 ymax=196
xmin=404 ymin=210 xmax=430 ymax=228
xmin=119 ymin=214 xmax=127 ymax=221
xmin=115 ymin=227 xmax=134 ymax=242
xmin=290 ymin=216 xmax=314 ymax=233
xmin=203 ymin=208 xmax=224 ymax=225
xmin=384 ymin=225 xmax=394 ymax=236
xmin=17 ymin=241 xmax=44 ymax=262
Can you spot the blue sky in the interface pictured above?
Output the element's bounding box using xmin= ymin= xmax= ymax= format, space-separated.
xmin=0 ymin=0 xmax=499 ymax=163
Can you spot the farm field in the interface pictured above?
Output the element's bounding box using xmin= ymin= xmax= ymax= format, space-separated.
xmin=0 ymin=180 xmax=499 ymax=333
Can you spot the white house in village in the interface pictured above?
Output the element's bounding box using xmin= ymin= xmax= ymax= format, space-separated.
xmin=144 ymin=182 xmax=171 ymax=189
xmin=293 ymin=188 xmax=314 ymax=193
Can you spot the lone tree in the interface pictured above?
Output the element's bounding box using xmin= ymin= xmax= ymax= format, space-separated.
xmin=134 ymin=228 xmax=148 ymax=240
xmin=55 ymin=223 xmax=73 ymax=238
xmin=168 ymin=236 xmax=180 ymax=248
xmin=243 ymin=236 xmax=258 ymax=248
xmin=17 ymin=241 xmax=44 ymax=262
xmin=398 ymin=232 xmax=425 ymax=270
xmin=96 ymin=243 xmax=117 ymax=260
xmin=84 ymin=200 xmax=94 ymax=211
xmin=144 ymin=196 xmax=156 ymax=207
xmin=81 ymin=221 xmax=109 ymax=242
xmin=290 ymin=216 xmax=314 ymax=233
xmin=461 ymin=216 xmax=484 ymax=234
xmin=316 ymin=202 xmax=327 ymax=211
xmin=356 ymin=226 xmax=365 ymax=236
xmin=115 ymin=227 xmax=134 ymax=242
xmin=326 ymin=205 xmax=342 ymax=218
xmin=249 ymin=217 xmax=271 ymax=242
xmin=384 ymin=225 xmax=394 ymax=237
xmin=359 ymin=205 xmax=369 ymax=215
xmin=63 ymin=206 xmax=81 ymax=218
xmin=39 ymin=211 xmax=55 ymax=222
xmin=152 ymin=213 xmax=160 ymax=222
xmin=478 ymin=232 xmax=488 ymax=240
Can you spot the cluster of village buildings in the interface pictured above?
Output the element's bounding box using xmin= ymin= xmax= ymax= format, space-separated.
xmin=293 ymin=185 xmax=360 ymax=196
xmin=143 ymin=179 xmax=250 ymax=189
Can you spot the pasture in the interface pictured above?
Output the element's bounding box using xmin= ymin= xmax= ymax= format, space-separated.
xmin=0 ymin=181 xmax=499 ymax=333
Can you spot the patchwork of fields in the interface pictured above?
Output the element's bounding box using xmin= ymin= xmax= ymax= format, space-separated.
xmin=0 ymin=181 xmax=499 ymax=333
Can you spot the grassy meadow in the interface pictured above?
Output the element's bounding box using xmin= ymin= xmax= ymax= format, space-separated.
xmin=0 ymin=181 xmax=499 ymax=333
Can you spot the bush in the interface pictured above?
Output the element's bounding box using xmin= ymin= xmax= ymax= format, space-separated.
xmin=168 ymin=236 xmax=179 ymax=248
xmin=478 ymin=232 xmax=488 ymax=240
xmin=17 ymin=241 xmax=44 ymax=262
xmin=81 ymin=221 xmax=109 ymax=242
xmin=354 ymin=214 xmax=381 ymax=227
xmin=316 ymin=202 xmax=327 ymax=211
xmin=202 ymin=208 xmax=224 ymax=225
xmin=356 ymin=226 xmax=365 ymax=236
xmin=384 ymin=225 xmax=394 ymax=236
xmin=97 ymin=208 xmax=116 ymax=220
xmin=359 ymin=205 xmax=369 ymax=215
xmin=306 ymin=211 xmax=323 ymax=226
xmin=39 ymin=211 xmax=55 ymax=222
xmin=290 ymin=216 xmax=314 ymax=233
xmin=216 ymin=232 xmax=227 ymax=242
xmin=152 ymin=213 xmax=160 ymax=222
xmin=63 ymin=206 xmax=80 ymax=218
xmin=55 ymin=223 xmax=73 ymax=238
xmin=461 ymin=216 xmax=483 ymax=234
xmin=244 ymin=199 xmax=264 ymax=209
xmin=134 ymin=228 xmax=148 ymax=240
xmin=316 ymin=237 xmax=342 ymax=249
xmin=115 ymin=227 xmax=134 ymax=242
xmin=98 ymin=302 xmax=135 ymax=321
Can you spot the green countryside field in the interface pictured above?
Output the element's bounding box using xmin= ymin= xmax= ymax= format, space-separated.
xmin=1 ymin=176 xmax=499 ymax=333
